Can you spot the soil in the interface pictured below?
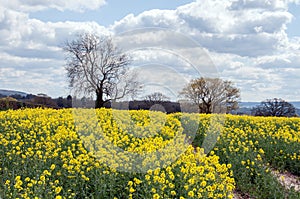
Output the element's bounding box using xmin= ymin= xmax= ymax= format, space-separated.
xmin=233 ymin=168 xmax=300 ymax=198
xmin=271 ymin=169 xmax=300 ymax=192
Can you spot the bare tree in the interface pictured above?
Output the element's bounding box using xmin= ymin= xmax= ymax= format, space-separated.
xmin=64 ymin=33 xmax=141 ymax=108
xmin=180 ymin=77 xmax=240 ymax=113
xmin=144 ymin=92 xmax=170 ymax=103
xmin=251 ymin=98 xmax=297 ymax=117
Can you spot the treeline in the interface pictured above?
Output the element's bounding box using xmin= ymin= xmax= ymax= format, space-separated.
xmin=0 ymin=93 xmax=198 ymax=114
xmin=0 ymin=94 xmax=72 ymax=110
xmin=72 ymin=98 xmax=183 ymax=114
xmin=0 ymin=97 xmax=37 ymax=110
xmin=1 ymin=94 xmax=298 ymax=117
xmin=0 ymin=94 xmax=185 ymax=113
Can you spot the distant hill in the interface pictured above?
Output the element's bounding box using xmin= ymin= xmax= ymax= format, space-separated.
xmin=291 ymin=102 xmax=300 ymax=109
xmin=240 ymin=101 xmax=300 ymax=109
xmin=239 ymin=102 xmax=260 ymax=108
xmin=0 ymin=89 xmax=28 ymax=97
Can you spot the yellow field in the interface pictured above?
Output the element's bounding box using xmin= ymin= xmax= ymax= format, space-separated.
xmin=0 ymin=108 xmax=299 ymax=198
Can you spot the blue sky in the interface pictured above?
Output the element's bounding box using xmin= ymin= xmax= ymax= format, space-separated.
xmin=30 ymin=0 xmax=195 ymax=26
xmin=30 ymin=1 xmax=300 ymax=37
xmin=287 ymin=3 xmax=300 ymax=36
xmin=0 ymin=0 xmax=300 ymax=102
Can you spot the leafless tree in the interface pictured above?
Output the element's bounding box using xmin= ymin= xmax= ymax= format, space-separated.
xmin=63 ymin=33 xmax=141 ymax=108
xmin=251 ymin=98 xmax=297 ymax=117
xmin=144 ymin=92 xmax=170 ymax=103
xmin=180 ymin=77 xmax=240 ymax=114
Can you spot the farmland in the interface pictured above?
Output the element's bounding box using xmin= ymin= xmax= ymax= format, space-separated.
xmin=0 ymin=108 xmax=299 ymax=198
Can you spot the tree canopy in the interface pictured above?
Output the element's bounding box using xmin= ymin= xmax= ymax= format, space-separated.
xmin=180 ymin=77 xmax=240 ymax=113
xmin=251 ymin=98 xmax=297 ymax=117
xmin=64 ymin=33 xmax=141 ymax=108
xmin=144 ymin=92 xmax=170 ymax=103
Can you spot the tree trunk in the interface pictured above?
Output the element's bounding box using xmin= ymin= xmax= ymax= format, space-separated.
xmin=206 ymin=103 xmax=212 ymax=114
xmin=95 ymin=90 xmax=105 ymax=109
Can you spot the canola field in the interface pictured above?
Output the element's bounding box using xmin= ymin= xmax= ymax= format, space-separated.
xmin=0 ymin=108 xmax=299 ymax=199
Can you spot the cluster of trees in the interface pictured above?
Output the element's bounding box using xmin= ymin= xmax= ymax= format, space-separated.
xmin=62 ymin=32 xmax=297 ymax=117
xmin=0 ymin=95 xmax=56 ymax=110
xmin=0 ymin=93 xmax=73 ymax=110
xmin=251 ymin=98 xmax=297 ymax=117
xmin=56 ymin=96 xmax=73 ymax=108
xmin=180 ymin=77 xmax=240 ymax=114
xmin=0 ymin=97 xmax=38 ymax=110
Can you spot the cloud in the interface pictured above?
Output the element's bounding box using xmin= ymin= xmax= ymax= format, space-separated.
xmin=230 ymin=0 xmax=288 ymax=10
xmin=108 ymin=0 xmax=300 ymax=101
xmin=0 ymin=4 xmax=109 ymax=60
xmin=1 ymin=0 xmax=106 ymax=12
xmin=207 ymin=47 xmax=300 ymax=101
xmin=0 ymin=0 xmax=299 ymax=101
xmin=111 ymin=0 xmax=294 ymax=57
xmin=0 ymin=5 xmax=108 ymax=97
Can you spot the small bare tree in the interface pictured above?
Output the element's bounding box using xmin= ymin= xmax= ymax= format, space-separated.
xmin=180 ymin=77 xmax=240 ymax=113
xmin=144 ymin=92 xmax=170 ymax=103
xmin=64 ymin=33 xmax=141 ymax=108
xmin=251 ymin=98 xmax=296 ymax=117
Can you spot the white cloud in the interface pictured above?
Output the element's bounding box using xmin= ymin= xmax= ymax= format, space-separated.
xmin=230 ymin=0 xmax=288 ymax=10
xmin=0 ymin=0 xmax=299 ymax=101
xmin=1 ymin=0 xmax=106 ymax=12
xmin=0 ymin=5 xmax=108 ymax=97
xmin=111 ymin=0 xmax=294 ymax=57
xmin=177 ymin=0 xmax=235 ymax=33
xmin=108 ymin=0 xmax=300 ymax=101
xmin=208 ymin=49 xmax=300 ymax=101
xmin=0 ymin=4 xmax=109 ymax=57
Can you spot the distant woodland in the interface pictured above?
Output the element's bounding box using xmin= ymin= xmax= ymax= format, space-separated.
xmin=0 ymin=93 xmax=188 ymax=113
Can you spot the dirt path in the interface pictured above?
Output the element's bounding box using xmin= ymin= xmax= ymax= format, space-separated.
xmin=271 ymin=169 xmax=300 ymax=192
xmin=233 ymin=190 xmax=254 ymax=199
xmin=233 ymin=168 xmax=299 ymax=199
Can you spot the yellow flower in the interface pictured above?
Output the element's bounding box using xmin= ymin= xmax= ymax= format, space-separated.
xmin=50 ymin=164 xmax=56 ymax=170
xmin=127 ymin=181 xmax=133 ymax=186
xmin=40 ymin=175 xmax=45 ymax=181
xmin=188 ymin=191 xmax=194 ymax=197
xmin=5 ymin=180 xmax=10 ymax=185
xmin=55 ymin=186 xmax=62 ymax=194
xmin=129 ymin=187 xmax=135 ymax=193
xmin=133 ymin=177 xmax=142 ymax=185
xmin=43 ymin=170 xmax=51 ymax=176
xmin=259 ymin=148 xmax=265 ymax=154
xmin=153 ymin=193 xmax=160 ymax=199
xmin=15 ymin=176 xmax=21 ymax=181
xmin=145 ymin=174 xmax=150 ymax=181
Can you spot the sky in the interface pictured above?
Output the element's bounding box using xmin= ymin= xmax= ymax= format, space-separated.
xmin=0 ymin=0 xmax=300 ymax=102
